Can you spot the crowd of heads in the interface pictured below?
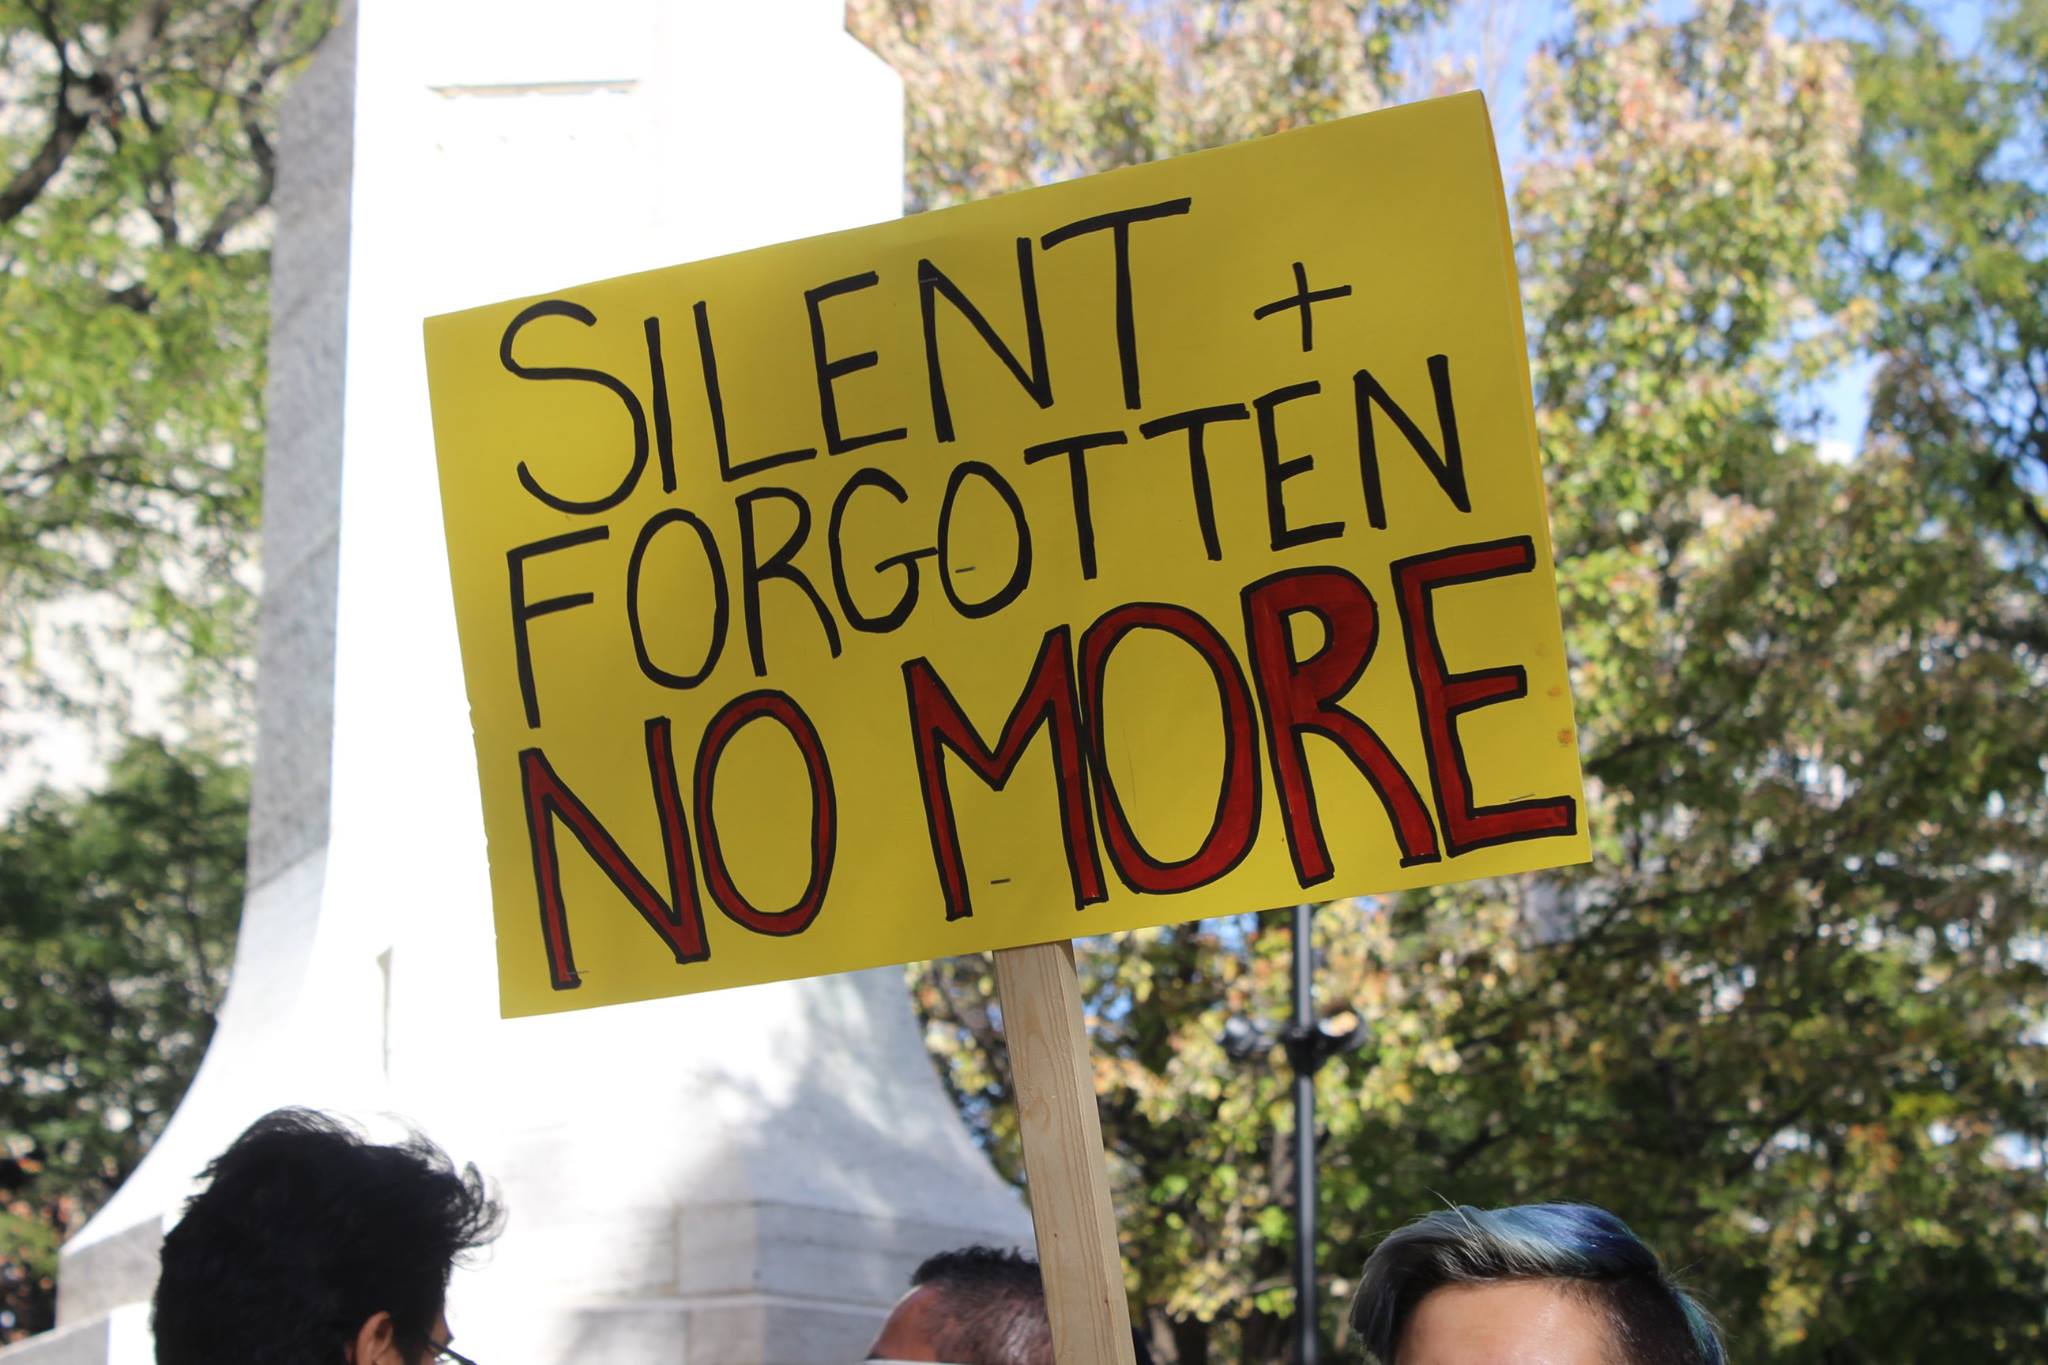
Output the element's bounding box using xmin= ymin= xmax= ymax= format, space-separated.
xmin=148 ymin=1108 xmax=1723 ymax=1364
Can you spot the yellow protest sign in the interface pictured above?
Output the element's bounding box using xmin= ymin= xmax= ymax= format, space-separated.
xmin=425 ymin=91 xmax=1589 ymax=1018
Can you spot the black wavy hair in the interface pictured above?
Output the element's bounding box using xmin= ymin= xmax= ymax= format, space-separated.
xmin=909 ymin=1245 xmax=1053 ymax=1365
xmin=152 ymin=1108 xmax=502 ymax=1364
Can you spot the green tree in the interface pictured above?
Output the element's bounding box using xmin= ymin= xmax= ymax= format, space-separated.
xmin=0 ymin=0 xmax=333 ymax=713
xmin=0 ymin=2 xmax=328 ymax=1341
xmin=1846 ymin=0 xmax=2048 ymax=550
xmin=0 ymin=739 xmax=246 ymax=1341
xmin=860 ymin=1 xmax=2048 ymax=1359
xmin=852 ymin=0 xmax=1447 ymax=214
xmin=1461 ymin=9 xmax=2046 ymax=1356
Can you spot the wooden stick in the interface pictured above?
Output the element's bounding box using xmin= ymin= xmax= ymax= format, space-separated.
xmin=993 ymin=939 xmax=1138 ymax=1365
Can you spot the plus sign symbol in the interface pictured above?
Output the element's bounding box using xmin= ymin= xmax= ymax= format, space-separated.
xmin=1252 ymin=260 xmax=1353 ymax=353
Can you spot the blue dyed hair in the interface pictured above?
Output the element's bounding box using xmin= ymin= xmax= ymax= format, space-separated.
xmin=1348 ymin=1203 xmax=1726 ymax=1365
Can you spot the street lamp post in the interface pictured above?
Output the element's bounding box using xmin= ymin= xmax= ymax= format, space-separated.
xmin=1223 ymin=903 xmax=1368 ymax=1365
xmin=1285 ymin=902 xmax=1321 ymax=1365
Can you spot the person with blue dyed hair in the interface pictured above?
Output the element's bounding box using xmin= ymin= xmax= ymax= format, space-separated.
xmin=1348 ymin=1202 xmax=1725 ymax=1365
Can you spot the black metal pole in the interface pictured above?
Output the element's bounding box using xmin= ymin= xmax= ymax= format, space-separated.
xmin=1292 ymin=902 xmax=1318 ymax=1365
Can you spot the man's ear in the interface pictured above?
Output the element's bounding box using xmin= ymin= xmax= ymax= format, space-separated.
xmin=346 ymin=1310 xmax=400 ymax=1365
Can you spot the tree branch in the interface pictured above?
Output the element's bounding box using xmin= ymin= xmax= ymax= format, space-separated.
xmin=195 ymin=87 xmax=275 ymax=254
xmin=2 ymin=1 xmax=182 ymax=228
xmin=0 ymin=66 xmax=94 ymax=226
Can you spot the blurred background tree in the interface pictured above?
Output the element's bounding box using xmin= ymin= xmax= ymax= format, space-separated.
xmin=851 ymin=0 xmax=1448 ymax=214
xmin=1848 ymin=0 xmax=2048 ymax=551
xmin=0 ymin=0 xmax=331 ymax=1342
xmin=852 ymin=0 xmax=2048 ymax=1358
xmin=0 ymin=739 xmax=245 ymax=1340
xmin=0 ymin=0 xmax=330 ymax=725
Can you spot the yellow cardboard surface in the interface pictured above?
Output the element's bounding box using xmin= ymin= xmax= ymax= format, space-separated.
xmin=425 ymin=92 xmax=1589 ymax=1017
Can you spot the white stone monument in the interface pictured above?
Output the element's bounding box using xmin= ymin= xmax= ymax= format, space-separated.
xmin=5 ymin=3 xmax=1028 ymax=1362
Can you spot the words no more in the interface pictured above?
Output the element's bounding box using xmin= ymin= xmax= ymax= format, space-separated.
xmin=484 ymin=195 xmax=1578 ymax=989
xmin=518 ymin=540 xmax=1577 ymax=991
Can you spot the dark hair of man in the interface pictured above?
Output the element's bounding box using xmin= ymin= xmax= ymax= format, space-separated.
xmin=908 ymin=1245 xmax=1053 ymax=1365
xmin=152 ymin=1107 xmax=503 ymax=1365
xmin=1349 ymin=1203 xmax=1726 ymax=1365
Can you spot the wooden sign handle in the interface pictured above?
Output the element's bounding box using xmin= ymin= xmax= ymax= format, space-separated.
xmin=993 ymin=939 xmax=1139 ymax=1365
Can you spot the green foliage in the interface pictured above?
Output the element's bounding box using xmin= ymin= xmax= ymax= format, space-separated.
xmin=873 ymin=1 xmax=2048 ymax=1359
xmin=0 ymin=0 xmax=333 ymax=707
xmin=851 ymin=0 xmax=1449 ymax=212
xmin=0 ymin=0 xmax=328 ymax=1343
xmin=1846 ymin=0 xmax=2048 ymax=549
xmin=0 ymin=738 xmax=246 ymax=1340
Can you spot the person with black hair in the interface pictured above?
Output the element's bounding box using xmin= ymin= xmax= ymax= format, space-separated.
xmin=152 ymin=1107 xmax=502 ymax=1365
xmin=865 ymin=1245 xmax=1155 ymax=1365
xmin=867 ymin=1245 xmax=1052 ymax=1365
